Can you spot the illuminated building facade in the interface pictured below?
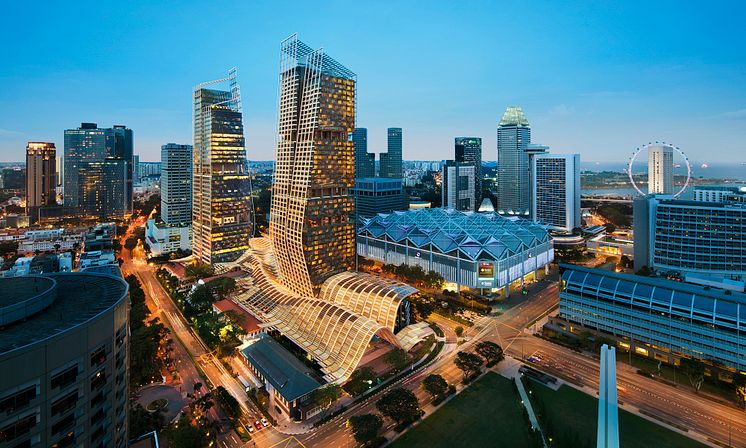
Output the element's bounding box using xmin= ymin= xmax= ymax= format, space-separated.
xmin=26 ymin=142 xmax=57 ymax=211
xmin=497 ymin=106 xmax=531 ymax=215
xmin=380 ymin=128 xmax=403 ymax=179
xmin=455 ymin=137 xmax=482 ymax=208
xmin=270 ymin=35 xmax=356 ymax=296
xmin=192 ymin=69 xmax=252 ymax=264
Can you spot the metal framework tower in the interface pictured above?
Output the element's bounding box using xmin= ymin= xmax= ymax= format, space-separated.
xmin=597 ymin=344 xmax=620 ymax=448
xmin=270 ymin=34 xmax=357 ymax=297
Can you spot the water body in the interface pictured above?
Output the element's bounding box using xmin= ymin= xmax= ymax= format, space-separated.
xmin=581 ymin=162 xmax=746 ymax=181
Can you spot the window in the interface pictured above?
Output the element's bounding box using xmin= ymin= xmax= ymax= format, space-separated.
xmin=90 ymin=369 xmax=106 ymax=391
xmin=50 ymin=431 xmax=75 ymax=448
xmin=51 ymin=365 xmax=78 ymax=390
xmin=0 ymin=386 xmax=37 ymax=414
xmin=1 ymin=414 xmax=37 ymax=441
xmin=51 ymin=391 xmax=78 ymax=417
xmin=51 ymin=413 xmax=75 ymax=435
xmin=90 ymin=346 xmax=106 ymax=367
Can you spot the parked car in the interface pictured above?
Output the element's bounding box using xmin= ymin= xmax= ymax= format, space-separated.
xmin=261 ymin=418 xmax=269 ymax=427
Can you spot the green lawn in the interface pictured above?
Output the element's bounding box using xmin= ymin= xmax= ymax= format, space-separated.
xmin=392 ymin=372 xmax=539 ymax=448
xmin=526 ymin=380 xmax=706 ymax=448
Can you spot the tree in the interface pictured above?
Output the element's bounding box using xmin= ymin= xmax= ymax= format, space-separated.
xmin=348 ymin=413 xmax=383 ymax=445
xmin=384 ymin=348 xmax=409 ymax=372
xmin=475 ymin=341 xmax=504 ymax=367
xmin=619 ymin=255 xmax=631 ymax=269
xmin=124 ymin=236 xmax=138 ymax=251
xmin=165 ymin=415 xmax=211 ymax=448
xmin=207 ymin=276 xmax=237 ymax=299
xmin=376 ymin=388 xmax=421 ymax=425
xmin=635 ymin=265 xmax=654 ymax=277
xmin=0 ymin=241 xmax=19 ymax=256
xmin=454 ymin=326 xmax=464 ymax=337
xmin=312 ymin=384 xmax=343 ymax=410
xmin=185 ymin=262 xmax=214 ymax=280
xmin=129 ymin=403 xmax=164 ymax=439
xmin=680 ymin=358 xmax=706 ymax=392
xmin=343 ymin=367 xmax=377 ymax=396
xmin=214 ymin=386 xmax=241 ymax=419
xmin=733 ymin=373 xmax=746 ymax=409
xmin=454 ymin=351 xmax=483 ymax=381
xmin=421 ymin=374 xmax=448 ymax=398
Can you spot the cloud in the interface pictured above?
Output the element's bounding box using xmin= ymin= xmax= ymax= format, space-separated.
xmin=713 ymin=109 xmax=746 ymax=120
xmin=547 ymin=104 xmax=574 ymax=116
xmin=0 ymin=128 xmax=23 ymax=138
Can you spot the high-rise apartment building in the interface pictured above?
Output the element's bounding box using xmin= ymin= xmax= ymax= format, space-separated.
xmin=63 ymin=123 xmax=132 ymax=216
xmin=270 ymin=35 xmax=356 ymax=297
xmin=455 ymin=137 xmax=482 ymax=209
xmin=531 ymin=153 xmax=581 ymax=232
xmin=380 ymin=127 xmax=403 ymax=179
xmin=648 ymin=144 xmax=674 ymax=194
xmin=192 ymin=69 xmax=252 ymax=264
xmin=442 ymin=160 xmax=476 ymax=211
xmin=26 ymin=142 xmax=57 ymax=211
xmin=0 ymin=273 xmax=130 ymax=448
xmin=353 ymin=128 xmax=375 ymax=178
xmin=497 ymin=106 xmax=531 ymax=215
xmin=161 ymin=143 xmax=193 ymax=227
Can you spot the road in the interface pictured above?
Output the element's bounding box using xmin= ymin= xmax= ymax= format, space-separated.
xmin=121 ymin=219 xmax=264 ymax=448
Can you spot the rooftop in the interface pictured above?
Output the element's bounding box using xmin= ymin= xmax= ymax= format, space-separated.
xmin=240 ymin=335 xmax=322 ymax=402
xmin=213 ymin=299 xmax=262 ymax=334
xmin=0 ymin=273 xmax=128 ymax=356
xmin=499 ymin=106 xmax=530 ymax=127
xmin=359 ymin=208 xmax=551 ymax=261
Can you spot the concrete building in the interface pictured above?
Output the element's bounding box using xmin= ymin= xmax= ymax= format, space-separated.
xmin=531 ymin=153 xmax=581 ymax=232
xmin=160 ymin=143 xmax=192 ymax=227
xmin=145 ymin=219 xmax=191 ymax=256
xmin=634 ymin=196 xmax=746 ymax=281
xmin=192 ymin=69 xmax=252 ymax=264
xmin=455 ymin=137 xmax=482 ymax=208
xmin=357 ymin=208 xmax=554 ymax=296
xmin=694 ymin=185 xmax=746 ymax=204
xmin=25 ymin=142 xmax=57 ymax=214
xmin=354 ymin=178 xmax=407 ymax=218
xmin=548 ymin=264 xmax=746 ymax=375
xmin=442 ymin=161 xmax=476 ymax=211
xmin=647 ymin=144 xmax=674 ymax=195
xmin=0 ymin=273 xmax=129 ymax=448
xmin=497 ymin=106 xmax=531 ymax=216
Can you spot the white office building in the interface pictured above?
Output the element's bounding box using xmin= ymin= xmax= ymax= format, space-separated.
xmin=648 ymin=144 xmax=674 ymax=194
xmin=442 ymin=161 xmax=476 ymax=211
xmin=531 ymin=153 xmax=581 ymax=232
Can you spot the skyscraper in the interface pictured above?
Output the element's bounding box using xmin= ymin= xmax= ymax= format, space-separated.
xmin=497 ymin=106 xmax=531 ymax=215
xmin=270 ymin=35 xmax=356 ymax=297
xmin=63 ymin=123 xmax=132 ymax=216
xmin=78 ymin=157 xmax=127 ymax=219
xmin=192 ymin=69 xmax=252 ymax=264
xmin=161 ymin=143 xmax=192 ymax=227
xmin=531 ymin=153 xmax=581 ymax=232
xmin=648 ymin=144 xmax=674 ymax=194
xmin=26 ymin=142 xmax=57 ymax=211
xmin=353 ymin=127 xmax=375 ymax=178
xmin=442 ymin=160 xmax=476 ymax=211
xmin=380 ymin=127 xmax=403 ymax=179
xmin=455 ymin=137 xmax=482 ymax=209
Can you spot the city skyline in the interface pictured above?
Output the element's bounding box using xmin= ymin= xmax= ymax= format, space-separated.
xmin=2 ymin=2 xmax=745 ymax=163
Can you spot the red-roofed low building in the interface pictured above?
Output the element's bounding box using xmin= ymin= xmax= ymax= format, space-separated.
xmin=212 ymin=299 xmax=263 ymax=339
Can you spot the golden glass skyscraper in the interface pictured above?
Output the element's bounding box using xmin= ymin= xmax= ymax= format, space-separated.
xmin=270 ymin=35 xmax=357 ymax=297
xmin=192 ymin=69 xmax=252 ymax=264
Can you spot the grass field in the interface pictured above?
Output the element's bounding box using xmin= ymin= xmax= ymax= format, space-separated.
xmin=392 ymin=372 xmax=539 ymax=448
xmin=526 ymin=380 xmax=706 ymax=448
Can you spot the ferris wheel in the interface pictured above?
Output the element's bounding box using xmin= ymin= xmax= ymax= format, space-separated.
xmin=627 ymin=142 xmax=691 ymax=198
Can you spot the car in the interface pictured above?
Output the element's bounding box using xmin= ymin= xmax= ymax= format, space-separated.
xmin=260 ymin=418 xmax=269 ymax=427
xmin=247 ymin=425 xmax=254 ymax=433
xmin=254 ymin=420 xmax=262 ymax=430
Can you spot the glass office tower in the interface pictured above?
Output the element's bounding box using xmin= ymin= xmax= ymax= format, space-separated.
xmin=192 ymin=69 xmax=252 ymax=264
xmin=161 ymin=143 xmax=193 ymax=227
xmin=380 ymin=127 xmax=403 ymax=179
xmin=497 ymin=107 xmax=531 ymax=215
xmin=353 ymin=128 xmax=375 ymax=178
xmin=455 ymin=137 xmax=482 ymax=210
xmin=270 ymin=35 xmax=356 ymax=297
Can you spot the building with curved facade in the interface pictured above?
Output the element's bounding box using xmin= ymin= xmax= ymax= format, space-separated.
xmin=0 ymin=273 xmax=129 ymax=448
xmin=357 ymin=208 xmax=554 ymax=296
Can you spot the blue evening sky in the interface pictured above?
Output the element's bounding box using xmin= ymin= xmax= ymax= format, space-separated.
xmin=1 ymin=1 xmax=744 ymax=163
